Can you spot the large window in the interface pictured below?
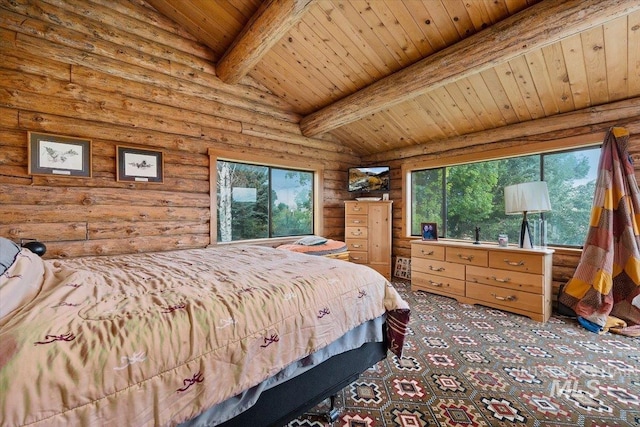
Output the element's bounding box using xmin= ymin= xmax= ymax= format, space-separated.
xmin=216 ymin=160 xmax=314 ymax=242
xmin=409 ymin=146 xmax=600 ymax=247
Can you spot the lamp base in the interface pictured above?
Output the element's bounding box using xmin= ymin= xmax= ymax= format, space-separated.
xmin=520 ymin=219 xmax=533 ymax=249
xmin=21 ymin=240 xmax=47 ymax=257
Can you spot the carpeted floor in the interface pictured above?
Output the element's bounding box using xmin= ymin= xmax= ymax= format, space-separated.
xmin=288 ymin=280 xmax=640 ymax=427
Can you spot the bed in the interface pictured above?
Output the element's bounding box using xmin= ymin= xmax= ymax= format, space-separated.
xmin=0 ymin=239 xmax=409 ymax=427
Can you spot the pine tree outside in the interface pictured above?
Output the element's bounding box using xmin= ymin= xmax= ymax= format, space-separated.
xmin=410 ymin=146 xmax=600 ymax=247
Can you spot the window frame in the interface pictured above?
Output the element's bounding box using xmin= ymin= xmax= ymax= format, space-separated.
xmin=401 ymin=133 xmax=604 ymax=245
xmin=208 ymin=149 xmax=324 ymax=245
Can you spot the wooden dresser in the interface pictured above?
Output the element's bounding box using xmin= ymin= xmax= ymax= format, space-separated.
xmin=344 ymin=200 xmax=393 ymax=279
xmin=411 ymin=240 xmax=554 ymax=322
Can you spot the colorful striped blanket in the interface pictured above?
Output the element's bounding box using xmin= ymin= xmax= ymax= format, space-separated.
xmin=558 ymin=127 xmax=640 ymax=336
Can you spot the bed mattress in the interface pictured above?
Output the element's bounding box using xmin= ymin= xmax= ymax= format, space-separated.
xmin=0 ymin=244 xmax=409 ymax=427
xmin=181 ymin=316 xmax=385 ymax=426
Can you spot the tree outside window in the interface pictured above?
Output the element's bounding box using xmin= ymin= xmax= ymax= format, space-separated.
xmin=217 ymin=160 xmax=313 ymax=242
xmin=410 ymin=146 xmax=600 ymax=247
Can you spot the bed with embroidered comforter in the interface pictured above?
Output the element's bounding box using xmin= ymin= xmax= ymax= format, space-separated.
xmin=0 ymin=243 xmax=409 ymax=427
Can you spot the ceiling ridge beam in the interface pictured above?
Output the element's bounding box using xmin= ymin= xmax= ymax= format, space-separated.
xmin=300 ymin=0 xmax=640 ymax=137
xmin=216 ymin=0 xmax=315 ymax=84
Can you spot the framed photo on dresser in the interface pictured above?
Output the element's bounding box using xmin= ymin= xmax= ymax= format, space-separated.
xmin=421 ymin=222 xmax=438 ymax=241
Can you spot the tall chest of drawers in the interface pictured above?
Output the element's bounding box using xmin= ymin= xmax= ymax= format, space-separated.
xmin=411 ymin=240 xmax=554 ymax=322
xmin=344 ymin=201 xmax=393 ymax=279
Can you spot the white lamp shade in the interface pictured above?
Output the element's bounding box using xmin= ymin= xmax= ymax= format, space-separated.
xmin=504 ymin=181 xmax=551 ymax=214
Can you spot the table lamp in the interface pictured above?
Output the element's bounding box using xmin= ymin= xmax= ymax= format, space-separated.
xmin=504 ymin=181 xmax=551 ymax=248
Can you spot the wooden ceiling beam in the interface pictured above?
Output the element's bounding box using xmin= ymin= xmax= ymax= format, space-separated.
xmin=300 ymin=0 xmax=640 ymax=137
xmin=362 ymin=97 xmax=640 ymax=163
xmin=216 ymin=0 xmax=315 ymax=84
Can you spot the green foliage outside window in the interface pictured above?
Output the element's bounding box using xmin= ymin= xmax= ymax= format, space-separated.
xmin=217 ymin=161 xmax=313 ymax=242
xmin=411 ymin=146 xmax=600 ymax=247
xmin=270 ymin=169 xmax=313 ymax=237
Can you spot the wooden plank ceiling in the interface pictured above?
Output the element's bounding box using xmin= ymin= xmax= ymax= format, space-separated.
xmin=145 ymin=0 xmax=640 ymax=158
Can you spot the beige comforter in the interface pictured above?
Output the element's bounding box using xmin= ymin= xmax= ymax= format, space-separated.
xmin=0 ymin=245 xmax=409 ymax=427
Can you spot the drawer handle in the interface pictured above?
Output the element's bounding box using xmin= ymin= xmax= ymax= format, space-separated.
xmin=491 ymin=293 xmax=516 ymax=302
xmin=457 ymin=254 xmax=474 ymax=261
xmin=428 ymin=280 xmax=444 ymax=288
xmin=421 ymin=249 xmax=434 ymax=255
xmin=429 ymin=265 xmax=445 ymax=272
xmin=504 ymin=259 xmax=525 ymax=266
xmin=353 ymin=220 xmax=362 ymax=224
xmin=353 ymin=207 xmax=362 ymax=211
xmin=352 ymin=244 xmax=362 ymax=248
xmin=352 ymin=256 xmax=362 ymax=260
xmin=351 ymin=231 xmax=363 ymax=236
xmin=491 ymin=276 xmax=511 ymax=283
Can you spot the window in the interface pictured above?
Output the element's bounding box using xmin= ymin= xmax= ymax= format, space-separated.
xmin=210 ymin=151 xmax=321 ymax=243
xmin=409 ymin=145 xmax=601 ymax=247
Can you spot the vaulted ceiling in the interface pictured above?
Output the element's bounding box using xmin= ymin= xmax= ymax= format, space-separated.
xmin=146 ymin=0 xmax=640 ymax=159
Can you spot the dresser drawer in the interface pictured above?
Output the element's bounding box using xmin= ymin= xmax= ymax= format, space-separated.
xmin=466 ymin=282 xmax=543 ymax=314
xmin=346 ymin=239 xmax=367 ymax=251
xmin=489 ymin=251 xmax=544 ymax=275
xmin=345 ymin=215 xmax=367 ymax=226
xmin=349 ymin=251 xmax=368 ymax=264
xmin=412 ymin=271 xmax=465 ymax=297
xmin=345 ymin=226 xmax=368 ymax=239
xmin=411 ymin=258 xmax=465 ymax=280
xmin=345 ymin=203 xmax=367 ymax=215
xmin=410 ymin=239 xmax=553 ymax=322
xmin=466 ymin=265 xmax=544 ymax=294
xmin=411 ymin=243 xmax=445 ymax=261
xmin=445 ymin=247 xmax=488 ymax=267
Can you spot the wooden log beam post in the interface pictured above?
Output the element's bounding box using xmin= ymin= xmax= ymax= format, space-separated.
xmin=216 ymin=0 xmax=315 ymax=84
xmin=300 ymin=0 xmax=640 ymax=137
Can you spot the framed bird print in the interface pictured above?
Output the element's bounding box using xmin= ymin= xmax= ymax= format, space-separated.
xmin=116 ymin=146 xmax=164 ymax=183
xmin=28 ymin=132 xmax=92 ymax=178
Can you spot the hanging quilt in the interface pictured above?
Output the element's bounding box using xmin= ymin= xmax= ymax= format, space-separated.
xmin=558 ymin=127 xmax=640 ymax=336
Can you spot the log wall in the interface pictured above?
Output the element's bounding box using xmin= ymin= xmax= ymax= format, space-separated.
xmin=0 ymin=0 xmax=357 ymax=258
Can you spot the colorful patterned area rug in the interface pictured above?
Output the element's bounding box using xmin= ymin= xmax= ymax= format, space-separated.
xmin=288 ymin=280 xmax=640 ymax=427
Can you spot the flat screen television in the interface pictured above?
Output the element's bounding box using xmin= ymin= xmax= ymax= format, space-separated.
xmin=348 ymin=166 xmax=390 ymax=193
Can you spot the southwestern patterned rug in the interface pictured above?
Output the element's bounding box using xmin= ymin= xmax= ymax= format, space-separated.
xmin=289 ymin=280 xmax=640 ymax=427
